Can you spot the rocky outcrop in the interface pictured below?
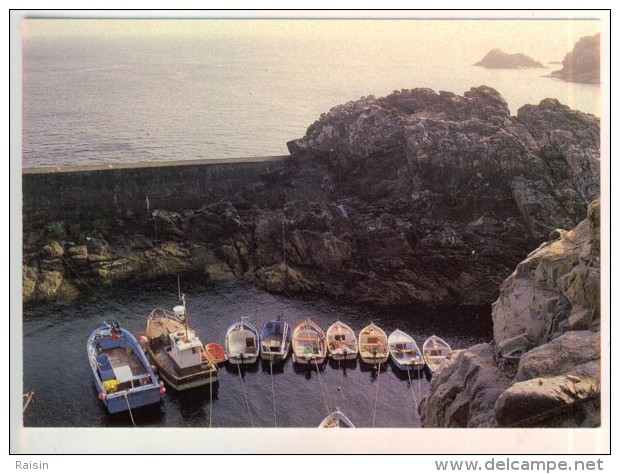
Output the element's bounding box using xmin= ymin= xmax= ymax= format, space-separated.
xmin=420 ymin=199 xmax=600 ymax=427
xmin=551 ymin=34 xmax=600 ymax=84
xmin=23 ymin=87 xmax=599 ymax=310
xmin=474 ymin=49 xmax=544 ymax=69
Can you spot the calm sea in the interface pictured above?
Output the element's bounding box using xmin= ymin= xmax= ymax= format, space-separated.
xmin=21 ymin=33 xmax=600 ymax=168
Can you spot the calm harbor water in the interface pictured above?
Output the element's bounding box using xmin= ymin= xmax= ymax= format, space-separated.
xmin=22 ymin=280 xmax=492 ymax=428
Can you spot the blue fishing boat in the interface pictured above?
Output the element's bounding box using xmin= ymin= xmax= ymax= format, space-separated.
xmin=88 ymin=321 xmax=162 ymax=414
xmin=260 ymin=316 xmax=292 ymax=362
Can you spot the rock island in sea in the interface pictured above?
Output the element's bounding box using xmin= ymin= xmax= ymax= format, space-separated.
xmin=474 ymin=49 xmax=544 ymax=69
xmin=22 ymin=86 xmax=600 ymax=427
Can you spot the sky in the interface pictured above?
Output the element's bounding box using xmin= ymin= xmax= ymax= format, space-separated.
xmin=20 ymin=15 xmax=603 ymax=65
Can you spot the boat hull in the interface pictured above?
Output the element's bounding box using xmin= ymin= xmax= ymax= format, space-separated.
xmin=392 ymin=358 xmax=425 ymax=371
xmin=225 ymin=319 xmax=260 ymax=365
xmin=156 ymin=366 xmax=217 ymax=391
xmin=260 ymin=351 xmax=288 ymax=362
xmin=292 ymin=353 xmax=326 ymax=365
xmin=260 ymin=318 xmax=292 ymax=363
xmin=359 ymin=355 xmax=389 ymax=365
xmin=291 ymin=319 xmax=327 ymax=365
xmin=423 ymin=335 xmax=452 ymax=375
xmin=99 ymin=384 xmax=162 ymax=414
xmin=228 ymin=354 xmax=258 ymax=365
xmin=147 ymin=345 xmax=218 ymax=390
xmin=326 ymin=321 xmax=358 ymax=361
xmin=145 ymin=311 xmax=218 ymax=391
xmin=358 ymin=323 xmax=389 ymax=366
xmin=88 ymin=322 xmax=161 ymax=414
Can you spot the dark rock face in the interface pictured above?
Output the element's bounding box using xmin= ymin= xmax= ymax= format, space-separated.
xmin=420 ymin=199 xmax=600 ymax=427
xmin=551 ymin=34 xmax=600 ymax=84
xmin=23 ymin=87 xmax=599 ymax=312
xmin=474 ymin=49 xmax=544 ymax=69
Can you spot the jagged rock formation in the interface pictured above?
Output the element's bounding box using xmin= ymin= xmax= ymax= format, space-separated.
xmin=474 ymin=49 xmax=544 ymax=69
xmin=551 ymin=34 xmax=600 ymax=84
xmin=23 ymin=87 xmax=599 ymax=310
xmin=420 ymin=199 xmax=600 ymax=427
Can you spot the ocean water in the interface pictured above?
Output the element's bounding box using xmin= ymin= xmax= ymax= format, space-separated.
xmin=21 ymin=27 xmax=600 ymax=168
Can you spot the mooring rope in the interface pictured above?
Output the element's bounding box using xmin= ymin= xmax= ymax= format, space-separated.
xmin=270 ymin=359 xmax=277 ymax=427
xmin=123 ymin=393 xmax=137 ymax=427
xmin=406 ymin=366 xmax=419 ymax=412
xmin=23 ymin=391 xmax=52 ymax=426
xmin=209 ymin=377 xmax=213 ymax=428
xmin=314 ymin=356 xmax=331 ymax=415
xmin=237 ymin=363 xmax=255 ymax=427
xmin=372 ymin=362 xmax=382 ymax=428
xmin=418 ymin=370 xmax=423 ymax=400
xmin=60 ymin=254 xmax=127 ymax=313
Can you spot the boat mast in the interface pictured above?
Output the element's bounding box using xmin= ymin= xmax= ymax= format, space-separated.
xmin=178 ymin=276 xmax=189 ymax=342
xmin=181 ymin=294 xmax=190 ymax=342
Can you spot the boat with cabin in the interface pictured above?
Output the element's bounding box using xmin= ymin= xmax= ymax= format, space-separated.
xmin=143 ymin=299 xmax=218 ymax=391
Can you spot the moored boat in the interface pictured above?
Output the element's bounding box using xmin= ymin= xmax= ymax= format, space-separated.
xmin=388 ymin=329 xmax=424 ymax=371
xmin=291 ymin=318 xmax=327 ymax=365
xmin=204 ymin=342 xmax=228 ymax=365
xmin=358 ymin=323 xmax=389 ymax=365
xmin=422 ymin=335 xmax=452 ymax=375
xmin=225 ymin=317 xmax=260 ymax=364
xmin=260 ymin=316 xmax=292 ymax=362
xmin=88 ymin=321 xmax=162 ymax=414
xmin=144 ymin=299 xmax=218 ymax=391
xmin=326 ymin=321 xmax=358 ymax=361
xmin=319 ymin=407 xmax=355 ymax=428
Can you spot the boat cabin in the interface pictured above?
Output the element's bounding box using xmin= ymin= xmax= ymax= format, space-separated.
xmin=169 ymin=329 xmax=203 ymax=374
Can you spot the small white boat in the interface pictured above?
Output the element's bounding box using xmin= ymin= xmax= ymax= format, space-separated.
xmin=326 ymin=321 xmax=358 ymax=361
xmin=260 ymin=316 xmax=292 ymax=362
xmin=319 ymin=407 xmax=355 ymax=428
xmin=225 ymin=317 xmax=260 ymax=364
xmin=358 ymin=323 xmax=389 ymax=365
xmin=388 ymin=329 xmax=424 ymax=371
xmin=422 ymin=335 xmax=452 ymax=375
xmin=291 ymin=319 xmax=327 ymax=365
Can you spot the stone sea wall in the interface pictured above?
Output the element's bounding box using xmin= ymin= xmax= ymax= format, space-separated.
xmin=22 ymin=157 xmax=288 ymax=225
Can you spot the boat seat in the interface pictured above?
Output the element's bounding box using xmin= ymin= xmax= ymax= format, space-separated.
xmin=97 ymin=354 xmax=117 ymax=381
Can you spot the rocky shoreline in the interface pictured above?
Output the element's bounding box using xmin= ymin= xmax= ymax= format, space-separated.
xmin=22 ymin=86 xmax=601 ymax=426
xmin=23 ymin=86 xmax=599 ymax=310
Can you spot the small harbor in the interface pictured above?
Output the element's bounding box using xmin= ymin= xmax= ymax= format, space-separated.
xmin=23 ymin=279 xmax=492 ymax=428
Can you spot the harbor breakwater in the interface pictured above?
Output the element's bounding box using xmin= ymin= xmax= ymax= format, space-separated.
xmin=22 ymin=156 xmax=289 ymax=225
xmin=21 ymin=86 xmax=601 ymax=428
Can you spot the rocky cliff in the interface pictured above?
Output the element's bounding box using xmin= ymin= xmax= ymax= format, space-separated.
xmin=419 ymin=199 xmax=601 ymax=427
xmin=551 ymin=34 xmax=601 ymax=84
xmin=23 ymin=86 xmax=599 ymax=312
xmin=474 ymin=49 xmax=544 ymax=69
